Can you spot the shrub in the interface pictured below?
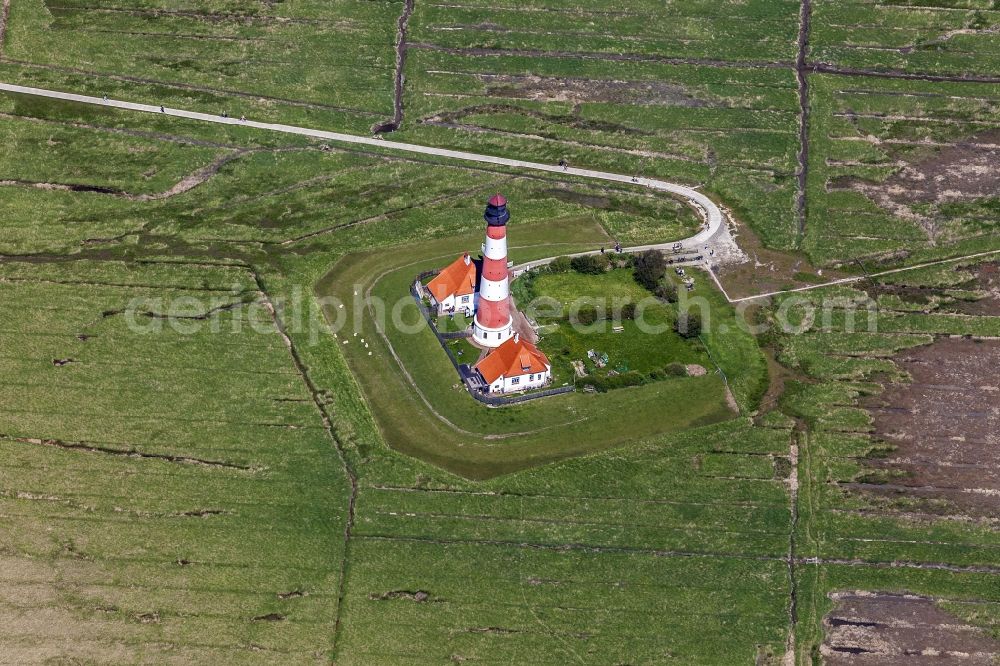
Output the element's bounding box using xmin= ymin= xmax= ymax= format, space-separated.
xmin=620 ymin=302 xmax=637 ymax=320
xmin=608 ymin=252 xmax=635 ymax=268
xmin=633 ymin=250 xmax=666 ymax=291
xmin=607 ymin=371 xmax=645 ymax=390
xmin=570 ymin=254 xmax=608 ymax=275
xmin=579 ymin=371 xmax=645 ymax=392
xmin=549 ymin=256 xmax=572 ymax=273
xmin=511 ymin=270 xmax=537 ymax=303
xmin=655 ymin=282 xmax=678 ymax=303
xmin=665 ymin=362 xmax=687 ymax=376
xmin=674 ymin=310 xmax=702 ymax=338
xmin=575 ymin=305 xmax=601 ymax=326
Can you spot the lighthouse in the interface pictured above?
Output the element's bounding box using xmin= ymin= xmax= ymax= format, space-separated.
xmin=473 ymin=194 xmax=515 ymax=347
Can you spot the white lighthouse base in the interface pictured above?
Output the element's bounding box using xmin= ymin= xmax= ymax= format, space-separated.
xmin=472 ymin=317 xmax=514 ymax=348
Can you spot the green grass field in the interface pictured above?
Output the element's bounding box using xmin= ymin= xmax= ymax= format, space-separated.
xmin=3 ymin=0 xmax=1000 ymax=662
xmin=0 ymin=259 xmax=351 ymax=661
xmin=4 ymin=0 xmax=399 ymax=126
xmin=813 ymin=1 xmax=1000 ymax=76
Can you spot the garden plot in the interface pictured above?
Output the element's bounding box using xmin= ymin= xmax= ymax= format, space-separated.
xmin=522 ymin=267 xmax=712 ymax=380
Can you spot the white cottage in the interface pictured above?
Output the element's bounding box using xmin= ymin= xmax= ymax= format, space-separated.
xmin=425 ymin=253 xmax=477 ymax=316
xmin=475 ymin=334 xmax=552 ymax=394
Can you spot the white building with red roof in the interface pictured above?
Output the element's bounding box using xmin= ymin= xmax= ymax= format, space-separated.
xmin=425 ymin=252 xmax=477 ymax=316
xmin=474 ymin=333 xmax=552 ymax=394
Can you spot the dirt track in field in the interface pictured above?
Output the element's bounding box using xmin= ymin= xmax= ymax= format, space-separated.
xmin=822 ymin=591 xmax=1000 ymax=664
xmin=0 ymin=0 xmax=10 ymax=56
xmin=859 ymin=337 xmax=1000 ymax=518
xmin=474 ymin=73 xmax=709 ymax=107
xmin=715 ymin=216 xmax=844 ymax=299
xmin=409 ymin=42 xmax=791 ymax=70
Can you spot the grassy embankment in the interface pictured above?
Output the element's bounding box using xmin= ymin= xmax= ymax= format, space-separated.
xmin=315 ymin=221 xmax=766 ymax=479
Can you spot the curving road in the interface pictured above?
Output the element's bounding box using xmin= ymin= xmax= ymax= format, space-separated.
xmin=0 ymin=81 xmax=726 ymax=251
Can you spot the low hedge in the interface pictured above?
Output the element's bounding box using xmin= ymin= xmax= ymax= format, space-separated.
xmin=579 ymin=371 xmax=646 ymax=393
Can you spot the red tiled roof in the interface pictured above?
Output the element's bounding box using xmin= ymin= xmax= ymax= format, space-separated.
xmin=427 ymin=254 xmax=476 ymax=302
xmin=475 ymin=336 xmax=550 ymax=384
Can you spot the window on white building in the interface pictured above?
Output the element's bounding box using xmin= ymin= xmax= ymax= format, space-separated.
xmin=461 ymin=295 xmax=469 ymax=303
xmin=511 ymin=377 xmax=520 ymax=385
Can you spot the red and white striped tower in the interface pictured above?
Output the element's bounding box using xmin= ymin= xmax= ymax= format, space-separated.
xmin=473 ymin=193 xmax=515 ymax=347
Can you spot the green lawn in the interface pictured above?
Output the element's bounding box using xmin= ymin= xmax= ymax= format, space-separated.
xmin=530 ymin=267 xmax=653 ymax=308
xmin=436 ymin=312 xmax=472 ymax=334
xmin=446 ymin=335 xmax=479 ymax=364
xmin=526 ymin=268 xmax=711 ymax=378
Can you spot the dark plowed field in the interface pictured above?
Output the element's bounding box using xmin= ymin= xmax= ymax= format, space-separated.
xmin=823 ymin=591 xmax=1000 ymax=664
xmin=861 ymin=338 xmax=1000 ymax=518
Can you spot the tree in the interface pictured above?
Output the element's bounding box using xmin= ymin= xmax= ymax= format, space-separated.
xmin=620 ymin=302 xmax=637 ymax=320
xmin=674 ymin=310 xmax=702 ymax=338
xmin=633 ymin=250 xmax=666 ymax=291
